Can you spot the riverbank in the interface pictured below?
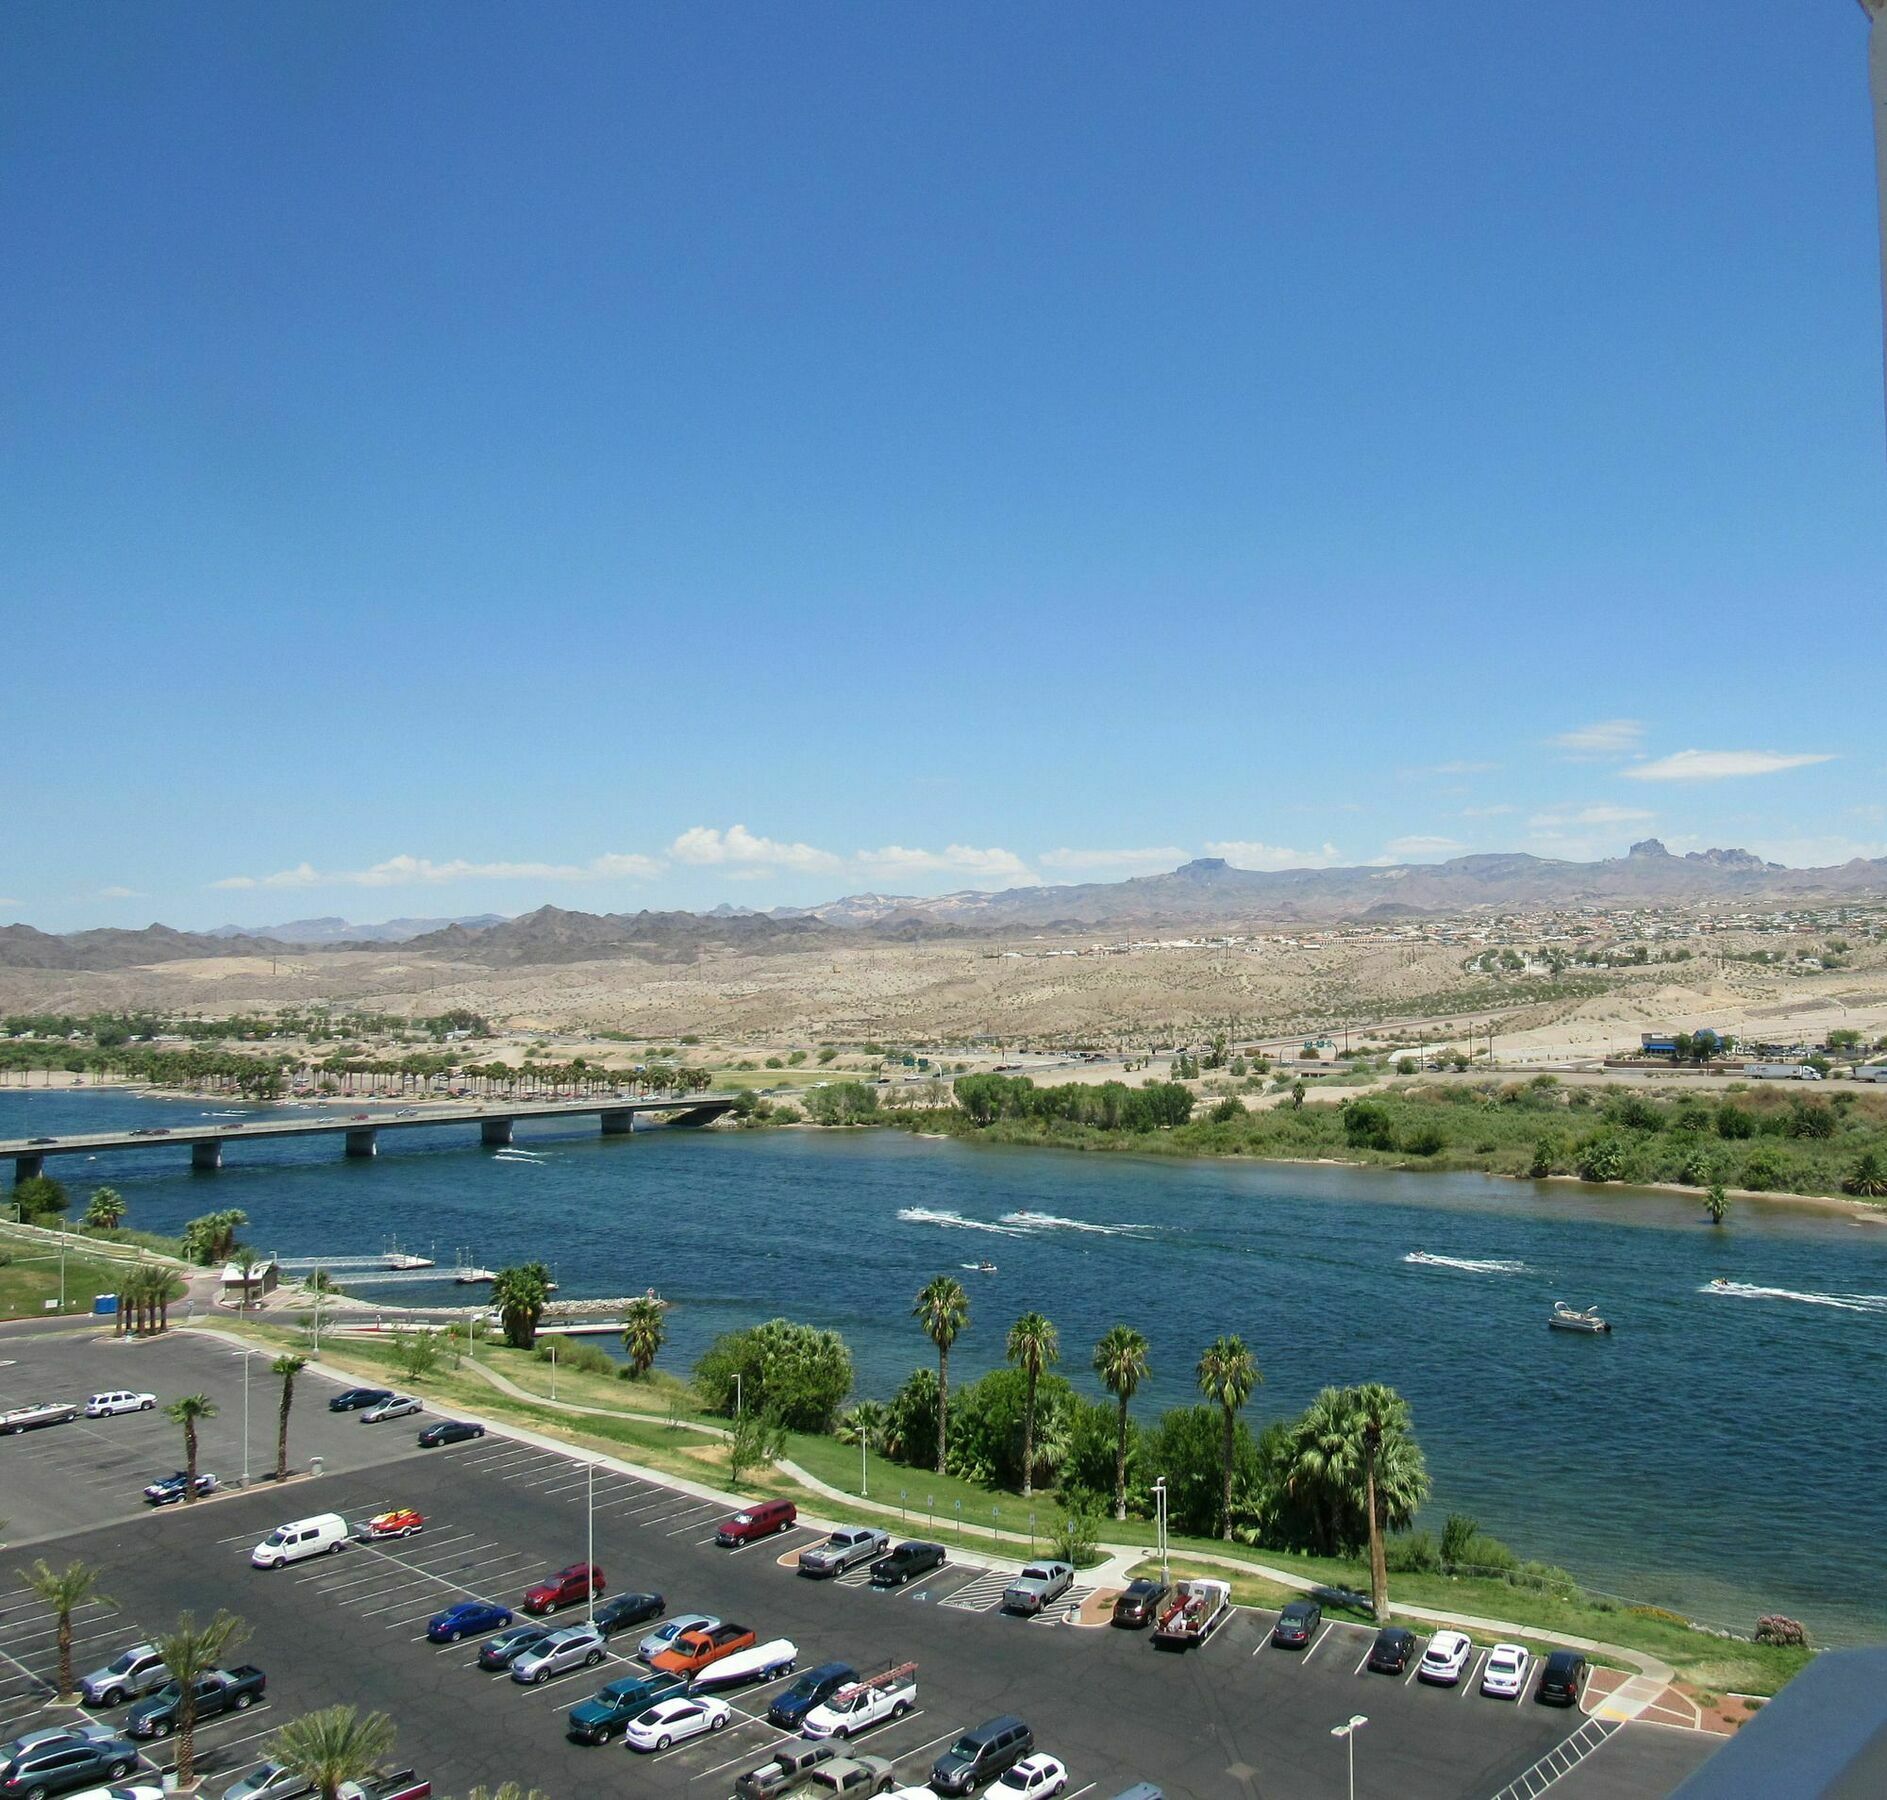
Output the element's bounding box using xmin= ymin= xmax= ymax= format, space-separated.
xmin=210 ymin=1312 xmax=1813 ymax=1697
xmin=887 ymin=1078 xmax=1887 ymax=1216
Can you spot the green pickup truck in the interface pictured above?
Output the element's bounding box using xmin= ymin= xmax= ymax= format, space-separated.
xmin=566 ymin=1671 xmax=688 ymax=1745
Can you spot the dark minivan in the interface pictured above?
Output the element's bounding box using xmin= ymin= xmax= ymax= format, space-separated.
xmin=930 ymin=1716 xmax=1034 ymax=1796
xmin=1272 ymin=1600 xmax=1322 ymax=1648
xmin=1536 ymin=1650 xmax=1587 ymax=1706
xmin=1367 ymin=1626 xmax=1416 ymax=1674
xmin=870 ymin=1540 xmax=947 ymax=1588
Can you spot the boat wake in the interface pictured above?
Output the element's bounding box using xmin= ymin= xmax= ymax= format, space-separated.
xmin=1700 ymin=1280 xmax=1887 ymax=1314
xmin=494 ymin=1149 xmax=549 ymax=1164
xmin=1403 ymin=1251 xmax=1532 ymax=1275
xmin=897 ymin=1206 xmax=1031 ymax=1238
xmin=999 ymin=1210 xmax=1156 ymax=1238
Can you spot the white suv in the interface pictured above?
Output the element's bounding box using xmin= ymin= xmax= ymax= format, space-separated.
xmin=1418 ymin=1629 xmax=1474 ymax=1685
xmin=1479 ymin=1642 xmax=1529 ymax=1699
xmin=85 ymin=1390 xmax=156 ymax=1417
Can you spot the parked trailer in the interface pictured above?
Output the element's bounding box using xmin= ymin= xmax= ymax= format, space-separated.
xmin=1152 ymin=1579 xmax=1232 ymax=1648
xmin=0 ymin=1399 xmax=78 ymax=1434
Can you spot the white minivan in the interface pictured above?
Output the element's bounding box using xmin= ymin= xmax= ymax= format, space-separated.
xmin=251 ymin=1512 xmax=350 ymax=1568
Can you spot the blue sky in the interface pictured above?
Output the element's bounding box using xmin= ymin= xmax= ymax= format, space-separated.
xmin=3 ymin=1 xmax=1883 ymax=930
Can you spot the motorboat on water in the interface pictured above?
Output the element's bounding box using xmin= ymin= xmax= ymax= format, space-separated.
xmin=976 ymin=1259 xmax=997 ymax=1274
xmin=1548 ymin=1301 xmax=1612 ymax=1334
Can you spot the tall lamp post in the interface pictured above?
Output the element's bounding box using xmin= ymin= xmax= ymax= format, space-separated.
xmin=1152 ymin=1476 xmax=1169 ymax=1585
xmin=1331 ymin=1714 xmax=1367 ymax=1800
xmin=241 ymin=1348 xmax=253 ymax=1487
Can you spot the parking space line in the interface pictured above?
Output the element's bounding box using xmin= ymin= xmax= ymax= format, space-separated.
xmin=1302 ymin=1621 xmax=1336 ymax=1662
xmin=664 ymin=1505 xmax=730 ymax=1536
xmin=1352 ymin=1643 xmax=1374 ymax=1676
xmin=1405 ymin=1654 xmax=1424 ymax=1686
xmin=1461 ymin=1649 xmax=1485 ymax=1694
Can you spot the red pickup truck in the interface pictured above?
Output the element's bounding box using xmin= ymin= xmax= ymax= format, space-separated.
xmin=650 ymin=1622 xmax=756 ymax=1678
xmin=523 ymin=1564 xmax=606 ymax=1614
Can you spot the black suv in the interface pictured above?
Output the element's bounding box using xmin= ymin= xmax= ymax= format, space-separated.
xmin=930 ymin=1716 xmax=1034 ymax=1796
xmin=1536 ymin=1650 xmax=1587 ymax=1706
xmin=1367 ymin=1626 xmax=1416 ymax=1674
xmin=1111 ymin=1577 xmax=1169 ymax=1628
xmin=0 ymin=1733 xmax=139 ymax=1799
xmin=870 ymin=1540 xmax=946 ymax=1587
xmin=1272 ymin=1600 xmax=1322 ymax=1648
xmin=327 ymin=1388 xmax=392 ymax=1413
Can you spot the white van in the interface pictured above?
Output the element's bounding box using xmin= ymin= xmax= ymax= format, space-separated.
xmin=251 ymin=1512 xmax=350 ymax=1568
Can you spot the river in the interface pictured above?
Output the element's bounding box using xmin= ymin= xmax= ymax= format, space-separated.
xmin=5 ymin=1087 xmax=1882 ymax=1642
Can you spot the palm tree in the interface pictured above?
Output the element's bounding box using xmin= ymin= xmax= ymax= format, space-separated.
xmin=265 ymin=1704 xmax=397 ymax=1800
xmin=912 ymin=1275 xmax=969 ymax=1475
xmin=836 ymin=1398 xmax=887 ymax=1451
xmin=490 ymin=1263 xmax=552 ymax=1349
xmin=152 ymin=1610 xmax=250 ymax=1790
xmin=1005 ymin=1312 xmax=1059 ymax=1498
xmin=232 ymin=1245 xmax=263 ymax=1310
xmin=165 ymin=1394 xmax=218 ymax=1500
xmin=272 ymin=1354 xmax=306 ymax=1481
xmin=81 ymin=1186 xmax=126 ymax=1232
xmin=620 ymin=1296 xmax=666 ymax=1378
xmin=22 ymin=1559 xmax=115 ymax=1701
xmin=1196 ymin=1335 xmax=1260 ymax=1541
xmin=1286 ymin=1383 xmax=1429 ymax=1623
xmin=1092 ymin=1324 xmax=1150 ymax=1522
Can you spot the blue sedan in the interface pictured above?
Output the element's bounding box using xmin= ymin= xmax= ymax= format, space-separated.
xmin=426 ymin=1600 xmax=513 ymax=1643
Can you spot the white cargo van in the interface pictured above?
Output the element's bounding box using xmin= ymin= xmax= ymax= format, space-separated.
xmin=251 ymin=1512 xmax=350 ymax=1568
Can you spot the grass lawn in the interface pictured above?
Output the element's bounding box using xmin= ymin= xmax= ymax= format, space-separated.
xmin=0 ymin=1244 xmax=133 ymax=1321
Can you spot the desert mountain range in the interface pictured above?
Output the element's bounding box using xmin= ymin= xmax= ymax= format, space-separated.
xmin=3 ymin=841 xmax=1884 ymax=974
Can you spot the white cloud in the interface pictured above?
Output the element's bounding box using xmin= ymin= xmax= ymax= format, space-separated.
xmin=1621 ymin=749 xmax=1836 ymax=782
xmin=1529 ymin=804 xmax=1655 ymax=828
xmin=1400 ymin=760 xmax=1499 ymax=778
xmin=1038 ymin=846 xmax=1190 ymax=873
xmin=96 ymin=885 xmax=145 ymax=900
xmin=857 ymin=843 xmax=1033 ymax=883
xmin=1551 ymin=719 xmax=1645 ymax=757
xmin=1204 ymin=840 xmax=1343 ymax=870
xmin=1383 ymin=835 xmax=1467 ymax=859
xmin=212 ymin=852 xmax=665 ymax=891
xmin=667 ymin=824 xmax=842 ymax=872
xmin=1458 ymin=804 xmax=1519 ymax=818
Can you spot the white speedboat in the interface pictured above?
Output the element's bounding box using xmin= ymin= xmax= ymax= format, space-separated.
xmin=1548 ymin=1301 xmax=1612 ymax=1334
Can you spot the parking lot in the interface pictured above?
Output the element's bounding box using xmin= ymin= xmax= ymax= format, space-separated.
xmin=0 ymin=1324 xmax=1720 ymax=1798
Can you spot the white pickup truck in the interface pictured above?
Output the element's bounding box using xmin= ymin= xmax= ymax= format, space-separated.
xmin=800 ymin=1664 xmax=917 ymax=1741
xmin=0 ymin=1399 xmax=78 ymax=1434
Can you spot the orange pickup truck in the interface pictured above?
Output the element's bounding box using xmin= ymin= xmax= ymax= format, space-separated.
xmin=650 ymin=1622 xmax=755 ymax=1678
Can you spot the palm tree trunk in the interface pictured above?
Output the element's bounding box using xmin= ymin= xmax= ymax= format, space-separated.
xmin=1113 ymin=1395 xmax=1129 ymax=1523
xmin=1220 ymin=1404 xmax=1234 ymax=1541
xmin=56 ymin=1611 xmax=73 ymax=1699
xmin=1021 ymin=1370 xmax=1037 ymax=1499
xmin=1366 ymin=1462 xmax=1388 ymax=1624
xmin=276 ymin=1379 xmax=292 ymax=1481
xmin=935 ymin=1344 xmax=949 ymax=1476
xmin=184 ymin=1421 xmax=198 ymax=1502
xmin=177 ymin=1693 xmax=197 ymax=1788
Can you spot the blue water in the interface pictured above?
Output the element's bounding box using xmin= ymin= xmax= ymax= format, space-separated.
xmin=8 ymin=1086 xmax=1884 ymax=1642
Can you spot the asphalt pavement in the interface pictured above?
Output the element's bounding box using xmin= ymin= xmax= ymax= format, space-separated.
xmin=0 ymin=1324 xmax=1722 ymax=1798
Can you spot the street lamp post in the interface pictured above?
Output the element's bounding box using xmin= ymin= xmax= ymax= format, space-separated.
xmin=734 ymin=1372 xmax=742 ymax=1420
xmin=548 ymin=1338 xmax=558 ymax=1401
xmin=242 ymin=1349 xmax=252 ymax=1487
xmin=1153 ymin=1477 xmax=1169 ymax=1585
xmin=860 ymin=1419 xmax=869 ymax=1497
xmin=586 ymin=1461 xmax=595 ymax=1625
xmin=1331 ymin=1715 xmax=1367 ymax=1800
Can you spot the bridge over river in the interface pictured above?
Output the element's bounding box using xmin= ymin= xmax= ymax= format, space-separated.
xmin=2 ymin=1094 xmax=737 ymax=1184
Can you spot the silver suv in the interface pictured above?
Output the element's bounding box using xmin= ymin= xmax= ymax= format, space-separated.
xmin=511 ymin=1622 xmax=607 ymax=1684
xmin=79 ymin=1644 xmax=168 ymax=1708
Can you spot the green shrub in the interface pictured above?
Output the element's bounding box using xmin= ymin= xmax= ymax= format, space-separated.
xmin=1577 ymin=1135 xmax=1627 ymax=1183
xmin=1404 ymin=1123 xmax=1447 ymax=1156
xmin=534 ymin=1337 xmax=618 ymax=1377
xmin=1741 ymin=1146 xmax=1785 ymax=1191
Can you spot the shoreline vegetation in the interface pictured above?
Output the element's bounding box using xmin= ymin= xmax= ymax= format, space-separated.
xmin=201 ymin=1311 xmax=1815 ymax=1698
xmin=874 ymin=1073 xmax=1887 ymax=1217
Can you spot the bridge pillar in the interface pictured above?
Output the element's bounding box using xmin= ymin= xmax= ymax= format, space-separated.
xmin=191 ymin=1140 xmax=223 ymax=1172
xmin=599 ymin=1110 xmax=634 ymax=1135
xmin=480 ymin=1118 xmax=514 ymax=1148
xmin=13 ymin=1153 xmax=44 ymax=1185
xmin=344 ymin=1128 xmax=378 ymax=1159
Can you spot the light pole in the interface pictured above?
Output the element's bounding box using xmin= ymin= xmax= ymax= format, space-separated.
xmin=242 ymin=1349 xmax=252 ymax=1487
xmin=1153 ymin=1477 xmax=1169 ymax=1585
xmin=548 ymin=1338 xmax=558 ymax=1401
xmin=734 ymin=1372 xmax=742 ymax=1420
xmin=586 ymin=1461 xmax=595 ymax=1624
xmin=1331 ymin=1715 xmax=1367 ymax=1800
xmin=58 ymin=1226 xmax=67 ymax=1313
xmin=860 ymin=1418 xmax=870 ymax=1497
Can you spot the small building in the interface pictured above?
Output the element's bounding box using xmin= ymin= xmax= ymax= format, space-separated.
xmin=219 ymin=1258 xmax=278 ymax=1309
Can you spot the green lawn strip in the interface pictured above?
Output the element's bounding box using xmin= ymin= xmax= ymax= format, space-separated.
xmin=215 ymin=1320 xmax=1808 ymax=1695
xmin=0 ymin=1246 xmax=138 ymax=1320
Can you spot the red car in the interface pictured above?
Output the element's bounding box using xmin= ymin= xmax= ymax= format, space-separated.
xmin=714 ymin=1498 xmax=797 ymax=1546
xmin=523 ymin=1563 xmax=606 ymax=1614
